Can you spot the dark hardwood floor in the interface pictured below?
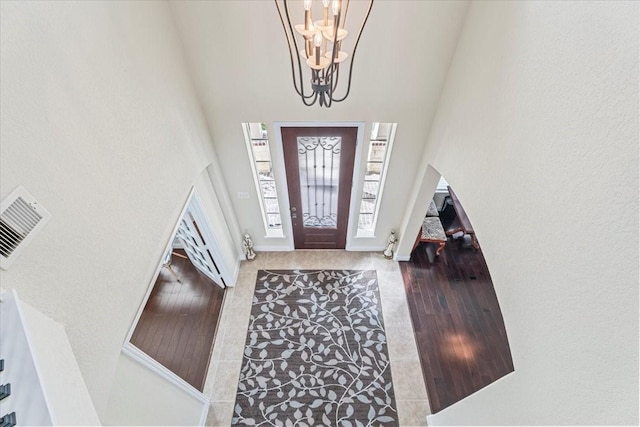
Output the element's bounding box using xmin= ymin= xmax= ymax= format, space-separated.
xmin=400 ymin=235 xmax=514 ymax=413
xmin=130 ymin=249 xmax=226 ymax=391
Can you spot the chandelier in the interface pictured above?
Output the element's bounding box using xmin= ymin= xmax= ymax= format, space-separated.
xmin=275 ymin=0 xmax=374 ymax=107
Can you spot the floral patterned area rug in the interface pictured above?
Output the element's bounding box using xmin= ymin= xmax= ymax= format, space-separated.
xmin=232 ymin=269 xmax=398 ymax=427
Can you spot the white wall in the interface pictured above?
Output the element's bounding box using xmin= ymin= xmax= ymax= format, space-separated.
xmin=400 ymin=1 xmax=638 ymax=424
xmin=194 ymin=168 xmax=242 ymax=284
xmin=17 ymin=293 xmax=101 ymax=426
xmin=0 ymin=1 xmax=237 ymax=421
xmin=169 ymin=0 xmax=471 ymax=251
xmin=0 ymin=291 xmax=54 ymax=426
xmin=104 ymin=353 xmax=206 ymax=426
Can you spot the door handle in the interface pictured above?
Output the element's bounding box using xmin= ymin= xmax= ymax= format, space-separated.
xmin=291 ymin=207 xmax=297 ymax=219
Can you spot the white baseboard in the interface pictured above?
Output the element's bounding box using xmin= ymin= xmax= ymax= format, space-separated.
xmin=252 ymin=246 xmax=387 ymax=252
xmin=345 ymin=245 xmax=386 ymax=252
xmin=199 ymin=403 xmax=209 ymax=426
xmin=254 ymin=245 xmax=295 ymax=252
xmin=122 ymin=343 xmax=210 ymax=425
xmin=122 ymin=343 xmax=209 ymax=405
xmin=228 ymin=258 xmax=242 ymax=286
xmin=394 ymin=255 xmax=410 ymax=261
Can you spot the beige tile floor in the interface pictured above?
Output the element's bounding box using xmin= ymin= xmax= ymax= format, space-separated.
xmin=203 ymin=251 xmax=431 ymax=426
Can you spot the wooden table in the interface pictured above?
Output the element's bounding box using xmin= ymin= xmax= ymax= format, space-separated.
xmin=445 ymin=186 xmax=480 ymax=250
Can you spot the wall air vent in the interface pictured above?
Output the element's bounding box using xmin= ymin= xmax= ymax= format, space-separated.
xmin=0 ymin=186 xmax=51 ymax=270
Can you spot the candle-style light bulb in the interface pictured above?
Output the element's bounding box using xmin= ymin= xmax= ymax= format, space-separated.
xmin=332 ymin=0 xmax=340 ymax=16
xmin=314 ymin=32 xmax=322 ymax=66
xmin=322 ymin=0 xmax=330 ymax=26
xmin=331 ymin=0 xmax=340 ymax=31
xmin=304 ymin=0 xmax=312 ymax=30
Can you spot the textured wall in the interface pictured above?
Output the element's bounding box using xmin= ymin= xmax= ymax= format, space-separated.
xmin=104 ymin=355 xmax=204 ymax=426
xmin=402 ymin=1 xmax=638 ymax=424
xmin=0 ymin=1 xmax=235 ymax=420
xmin=19 ymin=298 xmax=101 ymax=425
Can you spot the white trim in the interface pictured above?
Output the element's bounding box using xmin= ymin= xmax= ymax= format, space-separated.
xmin=396 ymin=164 xmax=442 ymax=259
xmin=254 ymin=244 xmax=295 ymax=252
xmin=124 ymin=188 xmax=194 ymax=344
xmin=242 ymin=123 xmax=270 ymax=233
xmin=204 ymin=163 xmax=246 ymax=259
xmin=345 ymin=124 xmax=367 ymax=249
xmin=272 ymin=121 xmax=366 ymax=249
xmin=189 ymin=191 xmax=232 ymax=286
xmin=227 ymin=256 xmax=241 ymax=286
xmin=354 ymin=229 xmax=376 ymax=238
xmin=370 ymin=123 xmax=397 ymax=232
xmin=356 ymin=123 xmax=398 ymax=235
xmin=200 ymin=404 xmax=209 ymax=427
xmin=124 ymin=187 xmax=229 ymax=343
xmin=268 ymin=122 xmax=294 ymax=247
xmin=5 ymin=289 xmax=56 ymax=423
xmin=242 ymin=123 xmax=284 ymax=236
xmin=394 ymin=255 xmax=411 ymax=261
xmin=122 ymin=343 xmax=210 ymax=408
xmin=345 ymin=245 xmax=386 ymax=252
xmin=264 ymin=228 xmax=285 ymax=238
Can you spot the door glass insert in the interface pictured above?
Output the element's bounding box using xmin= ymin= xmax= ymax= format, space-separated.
xmin=297 ymin=136 xmax=341 ymax=229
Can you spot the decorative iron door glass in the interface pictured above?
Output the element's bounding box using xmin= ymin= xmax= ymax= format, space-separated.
xmin=298 ymin=136 xmax=341 ymax=229
xmin=282 ymin=127 xmax=357 ymax=249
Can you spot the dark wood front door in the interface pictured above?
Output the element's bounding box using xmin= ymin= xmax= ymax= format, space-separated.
xmin=282 ymin=127 xmax=357 ymax=249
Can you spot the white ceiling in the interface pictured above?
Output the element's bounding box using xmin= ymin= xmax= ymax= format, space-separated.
xmin=170 ymin=0 xmax=469 ymax=125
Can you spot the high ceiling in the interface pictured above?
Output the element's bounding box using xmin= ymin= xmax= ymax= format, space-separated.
xmin=169 ymin=0 xmax=469 ymax=143
xmin=168 ymin=0 xmax=470 ymax=244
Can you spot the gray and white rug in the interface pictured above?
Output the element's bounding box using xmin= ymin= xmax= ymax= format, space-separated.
xmin=232 ymin=269 xmax=398 ymax=426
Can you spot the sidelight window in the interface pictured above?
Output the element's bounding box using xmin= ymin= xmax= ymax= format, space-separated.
xmin=356 ymin=123 xmax=397 ymax=237
xmin=243 ymin=123 xmax=283 ymax=237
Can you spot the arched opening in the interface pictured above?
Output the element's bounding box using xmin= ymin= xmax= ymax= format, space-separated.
xmin=399 ymin=171 xmax=514 ymax=413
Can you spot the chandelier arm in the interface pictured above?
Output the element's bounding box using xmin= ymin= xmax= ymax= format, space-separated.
xmin=275 ymin=0 xmax=300 ymax=96
xmin=301 ymin=71 xmax=319 ymax=106
xmin=330 ymin=0 xmax=374 ymax=103
xmin=329 ymin=45 xmax=342 ymax=92
xmin=302 ymin=91 xmax=319 ymax=106
xmin=342 ymin=0 xmax=350 ymax=28
xmin=332 ymin=64 xmax=341 ymax=92
xmin=325 ymin=92 xmax=333 ymax=108
xmin=326 ymin=10 xmax=342 ymax=103
xmin=277 ymin=0 xmax=315 ymax=101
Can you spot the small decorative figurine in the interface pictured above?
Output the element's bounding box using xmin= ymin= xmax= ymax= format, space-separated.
xmin=383 ymin=231 xmax=397 ymax=259
xmin=243 ymin=233 xmax=256 ymax=261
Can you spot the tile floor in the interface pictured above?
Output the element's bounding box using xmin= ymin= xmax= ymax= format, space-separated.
xmin=202 ymin=251 xmax=431 ymax=426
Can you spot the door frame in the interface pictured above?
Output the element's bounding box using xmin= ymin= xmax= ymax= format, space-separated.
xmin=272 ymin=121 xmax=366 ymax=251
xmin=175 ymin=193 xmax=229 ymax=288
xmin=118 ymin=187 xmax=225 ymax=423
xmin=125 ymin=187 xmax=229 ymax=345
